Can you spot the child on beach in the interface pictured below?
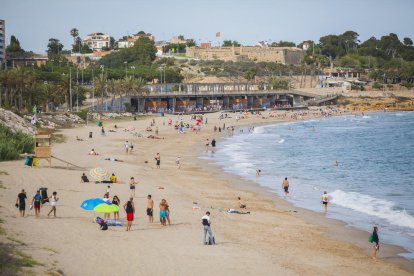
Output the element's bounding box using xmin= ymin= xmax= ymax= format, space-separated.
xmin=147 ymin=195 xmax=154 ymax=223
xmin=47 ymin=192 xmax=59 ymax=217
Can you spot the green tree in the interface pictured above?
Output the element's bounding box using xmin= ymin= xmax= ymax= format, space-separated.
xmin=270 ymin=41 xmax=296 ymax=47
xmin=186 ymin=39 xmax=196 ymax=47
xmin=100 ymin=37 xmax=157 ymax=67
xmin=404 ymin=37 xmax=413 ymax=47
xmin=6 ymin=35 xmax=24 ymax=53
xmin=222 ymin=40 xmax=241 ymax=47
xmin=47 ymin=38 xmax=64 ymax=55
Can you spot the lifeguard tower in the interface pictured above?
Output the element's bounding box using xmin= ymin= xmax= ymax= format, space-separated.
xmin=34 ymin=133 xmax=52 ymax=166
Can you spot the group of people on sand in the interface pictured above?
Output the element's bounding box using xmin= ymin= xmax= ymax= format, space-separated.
xmin=16 ymin=189 xmax=59 ymax=218
xmin=120 ymin=191 xmax=171 ymax=231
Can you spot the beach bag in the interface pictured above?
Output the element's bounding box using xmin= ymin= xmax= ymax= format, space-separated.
xmin=208 ymin=236 xmax=215 ymax=245
xmin=100 ymin=222 xmax=108 ymax=230
xmin=368 ymin=234 xmax=373 ymax=243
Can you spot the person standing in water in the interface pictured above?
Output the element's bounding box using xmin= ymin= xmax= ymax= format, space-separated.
xmin=371 ymin=226 xmax=380 ymax=259
xmin=321 ymin=191 xmax=329 ymax=212
xmin=282 ymin=177 xmax=289 ymax=196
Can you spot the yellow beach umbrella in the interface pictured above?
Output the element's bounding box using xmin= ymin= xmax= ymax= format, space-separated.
xmin=93 ymin=203 xmax=119 ymax=213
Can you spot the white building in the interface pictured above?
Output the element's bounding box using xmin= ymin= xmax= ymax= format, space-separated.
xmin=83 ymin=33 xmax=110 ymax=52
xmin=117 ymin=32 xmax=155 ymax=49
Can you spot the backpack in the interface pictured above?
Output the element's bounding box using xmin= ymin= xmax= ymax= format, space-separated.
xmin=100 ymin=222 xmax=108 ymax=231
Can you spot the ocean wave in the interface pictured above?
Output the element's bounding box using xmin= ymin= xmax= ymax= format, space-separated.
xmin=330 ymin=190 xmax=414 ymax=229
xmin=253 ymin=126 xmax=268 ymax=134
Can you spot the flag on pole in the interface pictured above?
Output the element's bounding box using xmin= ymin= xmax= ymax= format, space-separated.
xmin=215 ymin=32 xmax=221 ymax=38
xmin=32 ymin=105 xmax=37 ymax=114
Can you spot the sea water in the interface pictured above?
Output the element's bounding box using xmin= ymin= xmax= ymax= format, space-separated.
xmin=204 ymin=111 xmax=414 ymax=259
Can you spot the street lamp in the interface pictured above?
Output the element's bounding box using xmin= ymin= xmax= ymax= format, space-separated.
xmin=76 ymin=65 xmax=79 ymax=112
xmin=131 ymin=66 xmax=135 ymax=78
xmin=124 ymin=61 xmax=128 ymax=78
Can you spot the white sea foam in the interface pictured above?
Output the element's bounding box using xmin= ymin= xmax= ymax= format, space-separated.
xmin=278 ymin=139 xmax=285 ymax=144
xmin=253 ymin=126 xmax=267 ymax=134
xmin=330 ymin=190 xmax=414 ymax=229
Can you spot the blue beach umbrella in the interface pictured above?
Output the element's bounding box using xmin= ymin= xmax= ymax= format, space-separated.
xmin=80 ymin=198 xmax=106 ymax=210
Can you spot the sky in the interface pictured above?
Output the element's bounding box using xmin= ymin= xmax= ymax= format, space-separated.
xmin=1 ymin=0 xmax=414 ymax=54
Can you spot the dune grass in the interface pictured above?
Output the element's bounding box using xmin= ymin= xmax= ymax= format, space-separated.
xmin=0 ymin=124 xmax=34 ymax=161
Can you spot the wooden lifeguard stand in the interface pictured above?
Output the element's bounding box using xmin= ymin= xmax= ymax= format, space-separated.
xmin=34 ymin=133 xmax=52 ymax=166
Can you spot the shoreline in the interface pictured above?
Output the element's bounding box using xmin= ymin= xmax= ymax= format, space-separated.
xmin=194 ymin=110 xmax=414 ymax=272
xmin=194 ymin=119 xmax=414 ymax=271
xmin=0 ymin=108 xmax=413 ymax=275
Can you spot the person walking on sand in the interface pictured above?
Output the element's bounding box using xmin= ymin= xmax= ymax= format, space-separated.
xmin=47 ymin=192 xmax=59 ymax=217
xmin=159 ymin=199 xmax=167 ymax=226
xmin=282 ymin=177 xmax=289 ymax=196
xmin=31 ymin=190 xmax=43 ymax=218
xmin=123 ymin=197 xmax=135 ymax=231
xmin=205 ymin=139 xmax=209 ymax=152
xmin=371 ymin=226 xmax=380 ymax=259
xmin=124 ymin=141 xmax=129 ymax=154
xmin=147 ymin=195 xmax=154 ymax=223
xmin=155 ymin=153 xmax=161 ymax=168
xmin=16 ymin=189 xmax=27 ymax=217
xmin=129 ymin=177 xmax=137 ymax=197
xmin=202 ymin=211 xmax=215 ymax=245
xmin=321 ymin=191 xmax=329 ymax=212
xmin=176 ymin=156 xmax=181 ymax=169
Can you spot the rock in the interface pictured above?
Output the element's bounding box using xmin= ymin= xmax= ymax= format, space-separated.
xmin=0 ymin=108 xmax=35 ymax=135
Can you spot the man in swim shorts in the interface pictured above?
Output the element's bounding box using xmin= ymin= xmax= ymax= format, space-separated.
xmin=282 ymin=177 xmax=289 ymax=196
xmin=159 ymin=199 xmax=167 ymax=226
xmin=321 ymin=191 xmax=329 ymax=212
xmin=147 ymin=195 xmax=154 ymax=223
xmin=16 ymin=189 xmax=27 ymax=217
xmin=31 ymin=190 xmax=42 ymax=218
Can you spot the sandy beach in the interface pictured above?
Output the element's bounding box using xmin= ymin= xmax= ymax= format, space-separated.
xmin=0 ymin=110 xmax=413 ymax=276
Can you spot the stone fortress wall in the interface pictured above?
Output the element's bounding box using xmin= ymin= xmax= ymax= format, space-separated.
xmin=186 ymin=46 xmax=304 ymax=65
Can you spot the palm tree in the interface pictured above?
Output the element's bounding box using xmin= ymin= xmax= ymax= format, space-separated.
xmin=94 ymin=73 xmax=106 ymax=109
xmin=70 ymin=28 xmax=79 ymax=52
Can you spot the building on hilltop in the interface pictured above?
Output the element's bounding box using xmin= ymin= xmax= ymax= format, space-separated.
xmin=186 ymin=45 xmax=304 ymax=65
xmin=0 ymin=19 xmax=5 ymax=66
xmin=117 ymin=32 xmax=155 ymax=49
xmin=170 ymin=36 xmax=186 ymax=44
xmin=83 ymin=33 xmax=110 ymax=52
